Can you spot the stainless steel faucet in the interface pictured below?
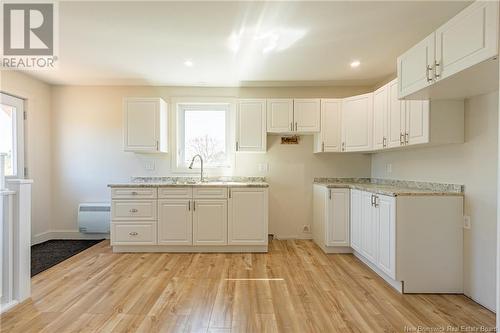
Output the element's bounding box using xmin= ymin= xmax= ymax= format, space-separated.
xmin=188 ymin=154 xmax=204 ymax=182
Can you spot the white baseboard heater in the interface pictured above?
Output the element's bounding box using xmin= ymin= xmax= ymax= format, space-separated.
xmin=78 ymin=203 xmax=110 ymax=234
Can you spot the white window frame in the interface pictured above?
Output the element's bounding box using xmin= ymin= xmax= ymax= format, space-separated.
xmin=171 ymin=97 xmax=236 ymax=174
xmin=0 ymin=92 xmax=25 ymax=179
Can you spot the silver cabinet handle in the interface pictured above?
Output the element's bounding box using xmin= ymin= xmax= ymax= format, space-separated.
xmin=321 ymin=142 xmax=324 ymax=152
xmin=426 ymin=64 xmax=433 ymax=82
xmin=236 ymin=142 xmax=239 ymax=151
xmin=131 ymin=191 xmax=138 ymax=195
xmin=188 ymin=201 xmax=191 ymax=211
xmin=371 ymin=194 xmax=375 ymax=206
xmin=193 ymin=201 xmax=196 ymax=211
xmin=129 ymin=208 xmax=138 ymax=213
xmin=328 ymin=189 xmax=331 ymax=200
xmin=156 ymin=140 xmax=159 ymax=150
xmin=290 ymin=122 xmax=293 ymax=131
xmin=382 ymin=137 xmax=387 ymax=148
xmin=400 ymin=133 xmax=404 ymax=146
xmin=295 ymin=122 xmax=298 ymax=131
xmin=229 ymin=189 xmax=232 ymax=198
xmin=129 ymin=232 xmax=138 ymax=236
xmin=405 ymin=132 xmax=409 ymax=144
xmin=341 ymin=142 xmax=346 ymax=152
xmin=434 ymin=61 xmax=441 ymax=79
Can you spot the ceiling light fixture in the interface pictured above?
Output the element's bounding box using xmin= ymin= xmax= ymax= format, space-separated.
xmin=184 ymin=60 xmax=194 ymax=67
xmin=350 ymin=60 xmax=361 ymax=68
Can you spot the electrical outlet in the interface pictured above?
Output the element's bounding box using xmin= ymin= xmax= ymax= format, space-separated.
xmin=303 ymin=224 xmax=311 ymax=233
xmin=463 ymin=216 xmax=471 ymax=229
xmin=144 ymin=159 xmax=155 ymax=171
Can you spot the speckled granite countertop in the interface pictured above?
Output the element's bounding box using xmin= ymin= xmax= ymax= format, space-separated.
xmin=313 ymin=178 xmax=464 ymax=197
xmin=108 ymin=176 xmax=269 ymax=188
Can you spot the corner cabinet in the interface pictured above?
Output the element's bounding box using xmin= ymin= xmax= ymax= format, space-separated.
xmin=236 ymin=99 xmax=267 ymax=152
xmin=312 ymin=185 xmax=350 ymax=253
xmin=267 ymin=98 xmax=320 ymax=134
xmin=228 ymin=188 xmax=268 ymax=245
xmin=398 ymin=1 xmax=499 ymax=99
xmin=123 ymin=98 xmax=168 ymax=153
xmin=341 ymin=93 xmax=373 ymax=152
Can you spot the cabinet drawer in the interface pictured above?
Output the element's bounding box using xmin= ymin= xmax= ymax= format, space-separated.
xmin=193 ymin=187 xmax=228 ymax=199
xmin=112 ymin=223 xmax=156 ymax=245
xmin=111 ymin=187 xmax=157 ymax=199
xmin=112 ymin=200 xmax=157 ymax=220
xmin=158 ymin=187 xmax=193 ymax=199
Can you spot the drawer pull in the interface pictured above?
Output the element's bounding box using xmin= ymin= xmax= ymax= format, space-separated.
xmin=129 ymin=232 xmax=139 ymax=236
xmin=131 ymin=191 xmax=138 ymax=195
xmin=129 ymin=208 xmax=139 ymax=213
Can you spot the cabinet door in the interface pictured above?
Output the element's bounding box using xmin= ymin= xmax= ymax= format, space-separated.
xmin=236 ymin=99 xmax=267 ymax=152
xmin=387 ymin=79 xmax=405 ymax=148
xmin=193 ymin=200 xmax=227 ymax=245
xmin=350 ymin=190 xmax=362 ymax=252
xmin=318 ymin=99 xmax=342 ymax=152
xmin=123 ymin=98 xmax=167 ymax=153
xmin=435 ymin=1 xmax=499 ymax=82
xmin=267 ymin=99 xmax=293 ymax=133
xmin=397 ymin=33 xmax=435 ymax=98
xmin=158 ymin=199 xmax=192 ymax=245
xmin=373 ymin=85 xmax=388 ymax=150
xmin=376 ymin=195 xmax=396 ymax=279
xmin=228 ymin=188 xmax=268 ymax=245
xmin=293 ymin=99 xmax=320 ymax=132
xmin=361 ymin=191 xmax=377 ymax=264
xmin=341 ymin=93 xmax=373 ymax=152
xmin=327 ymin=189 xmax=350 ymax=247
xmin=405 ymin=100 xmax=430 ymax=145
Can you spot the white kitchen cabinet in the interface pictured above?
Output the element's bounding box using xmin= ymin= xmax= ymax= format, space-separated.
xmin=397 ymin=33 xmax=435 ymax=98
xmin=123 ymin=98 xmax=168 ymax=153
xmin=267 ymin=99 xmax=294 ymax=133
xmin=397 ymin=1 xmax=499 ymax=99
xmin=387 ymin=79 xmax=406 ymax=148
xmin=375 ymin=195 xmax=396 ymax=279
xmin=435 ymin=1 xmax=499 ymax=83
xmin=312 ymin=185 xmax=350 ymax=252
xmin=341 ymin=93 xmax=373 ymax=152
xmin=228 ymin=188 xmax=268 ymax=245
xmin=192 ymin=199 xmax=227 ymax=245
xmin=236 ymin=99 xmax=267 ymax=152
xmin=405 ymin=100 xmax=430 ymax=145
xmin=349 ymin=189 xmax=362 ymax=252
xmin=158 ymin=199 xmax=192 ymax=245
xmin=373 ymin=85 xmax=389 ymax=150
xmin=360 ymin=191 xmax=377 ymax=263
xmin=314 ymin=99 xmax=342 ymax=153
xmin=293 ymin=99 xmax=321 ymax=132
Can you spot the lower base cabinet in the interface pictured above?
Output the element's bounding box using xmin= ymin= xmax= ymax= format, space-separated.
xmin=111 ymin=186 xmax=269 ymax=252
xmin=228 ymin=188 xmax=268 ymax=245
xmin=193 ymin=199 xmax=227 ymax=245
xmin=350 ymin=189 xmax=462 ymax=293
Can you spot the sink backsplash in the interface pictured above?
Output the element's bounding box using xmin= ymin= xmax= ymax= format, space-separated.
xmin=131 ymin=176 xmax=267 ymax=183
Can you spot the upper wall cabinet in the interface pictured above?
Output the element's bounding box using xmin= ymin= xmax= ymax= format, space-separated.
xmin=236 ymin=99 xmax=267 ymax=152
xmin=373 ymin=85 xmax=389 ymax=150
xmin=267 ymin=99 xmax=294 ymax=133
xmin=313 ymin=99 xmax=342 ymax=153
xmin=123 ymin=98 xmax=168 ymax=153
xmin=341 ymin=93 xmax=373 ymax=152
xmin=267 ymin=98 xmax=320 ymax=134
xmin=293 ymin=99 xmax=321 ymax=132
xmin=398 ymin=1 xmax=499 ymax=100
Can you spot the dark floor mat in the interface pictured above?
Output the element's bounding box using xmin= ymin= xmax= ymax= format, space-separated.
xmin=31 ymin=239 xmax=104 ymax=277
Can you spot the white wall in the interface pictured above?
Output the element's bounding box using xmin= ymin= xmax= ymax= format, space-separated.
xmin=371 ymin=91 xmax=498 ymax=311
xmin=0 ymin=71 xmax=53 ymax=240
xmin=50 ymin=85 xmax=372 ymax=240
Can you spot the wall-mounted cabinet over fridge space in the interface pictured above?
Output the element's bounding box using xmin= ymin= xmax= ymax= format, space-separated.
xmin=267 ymin=98 xmax=320 ymax=134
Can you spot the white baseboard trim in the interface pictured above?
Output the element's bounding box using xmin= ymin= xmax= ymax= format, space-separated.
xmin=32 ymin=230 xmax=109 ymax=245
xmin=1 ymin=300 xmax=19 ymax=314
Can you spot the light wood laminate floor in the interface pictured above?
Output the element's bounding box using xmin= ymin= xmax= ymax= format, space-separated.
xmin=0 ymin=240 xmax=495 ymax=332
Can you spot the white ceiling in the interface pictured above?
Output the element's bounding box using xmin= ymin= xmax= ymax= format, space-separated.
xmin=29 ymin=1 xmax=471 ymax=87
